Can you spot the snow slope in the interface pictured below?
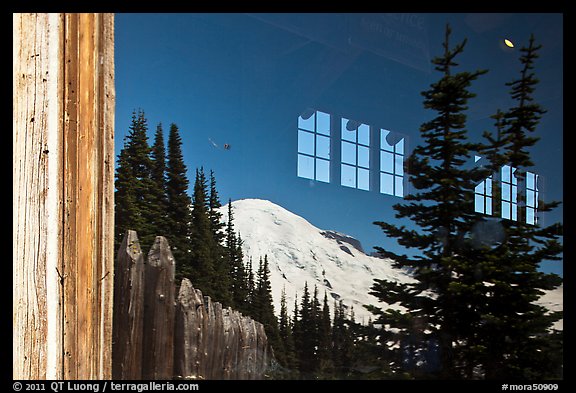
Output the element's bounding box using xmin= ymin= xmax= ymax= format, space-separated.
xmin=219 ymin=199 xmax=414 ymax=323
xmin=220 ymin=198 xmax=563 ymax=330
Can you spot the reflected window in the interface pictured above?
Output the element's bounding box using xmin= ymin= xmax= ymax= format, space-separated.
xmin=526 ymin=171 xmax=539 ymax=225
xmin=474 ymin=176 xmax=493 ymax=215
xmin=501 ymin=165 xmax=518 ymax=221
xmin=297 ymin=110 xmax=331 ymax=183
xmin=380 ymin=129 xmax=404 ymax=197
xmin=473 ymin=159 xmax=539 ymax=226
xmin=341 ymin=119 xmax=370 ymax=191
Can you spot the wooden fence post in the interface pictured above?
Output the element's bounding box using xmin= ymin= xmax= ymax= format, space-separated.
xmin=112 ymin=230 xmax=145 ymax=379
xmin=113 ymin=232 xmax=272 ymax=380
xmin=142 ymin=236 xmax=176 ymax=380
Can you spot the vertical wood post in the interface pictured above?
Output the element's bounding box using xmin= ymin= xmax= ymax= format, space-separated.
xmin=142 ymin=236 xmax=176 ymax=380
xmin=13 ymin=13 xmax=114 ymax=380
xmin=112 ymin=231 xmax=145 ymax=379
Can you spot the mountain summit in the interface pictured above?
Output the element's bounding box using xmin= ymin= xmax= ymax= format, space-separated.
xmin=219 ymin=198 xmax=562 ymax=329
xmin=219 ymin=198 xmax=414 ymax=323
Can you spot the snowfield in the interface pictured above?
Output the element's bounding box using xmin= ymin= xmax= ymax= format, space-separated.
xmin=219 ymin=198 xmax=563 ymax=329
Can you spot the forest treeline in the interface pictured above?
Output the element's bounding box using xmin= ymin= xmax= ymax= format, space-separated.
xmin=114 ymin=25 xmax=563 ymax=379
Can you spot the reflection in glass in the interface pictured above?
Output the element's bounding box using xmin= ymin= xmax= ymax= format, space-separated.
xmin=395 ymin=154 xmax=403 ymax=176
xmin=379 ymin=128 xmax=405 ymax=198
xmin=316 ymin=135 xmax=330 ymax=159
xmin=342 ymin=141 xmax=356 ymax=165
xmin=396 ymin=138 xmax=404 ymax=154
xmin=297 ymin=110 xmax=332 ymax=184
xmin=395 ymin=176 xmax=403 ymax=197
xmin=381 ymin=129 xmax=394 ymax=152
xmin=502 ymin=165 xmax=511 ymax=182
xmin=475 ymin=194 xmax=484 ymax=213
xmin=298 ymin=154 xmax=314 ymax=179
xmin=358 ymin=145 xmax=370 ymax=168
xmin=298 ymin=130 xmax=314 ymax=155
xmin=381 ymin=151 xmax=394 ymax=173
xmin=316 ymin=111 xmax=331 ymax=136
xmin=381 ymin=173 xmax=393 ymax=196
xmin=342 ymin=118 xmax=356 ymax=142
xmin=358 ymin=124 xmax=370 ymax=146
xmin=502 ymin=183 xmax=510 ymax=201
xmin=475 ymin=182 xmax=484 ymax=195
xmin=358 ymin=168 xmax=370 ymax=191
xmin=341 ymin=164 xmax=356 ymax=188
xmin=298 ymin=112 xmax=315 ymax=131
xmin=527 ymin=208 xmax=535 ymax=225
xmin=527 ymin=190 xmax=535 ymax=207
xmin=502 ymin=201 xmax=510 ymax=220
xmin=316 ymin=158 xmax=330 ymax=183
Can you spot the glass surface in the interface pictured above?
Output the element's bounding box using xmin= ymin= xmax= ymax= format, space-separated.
xmin=341 ymin=164 xmax=356 ymax=188
xmin=114 ymin=13 xmax=564 ymax=379
xmin=316 ymin=111 xmax=331 ymax=136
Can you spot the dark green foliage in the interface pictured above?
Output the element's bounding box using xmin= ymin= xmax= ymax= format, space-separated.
xmin=208 ymin=171 xmax=233 ymax=307
xmin=226 ymin=201 xmax=250 ymax=312
xmin=331 ymin=300 xmax=354 ymax=377
xmin=369 ymin=24 xmax=489 ymax=379
xmin=114 ymin=109 xmax=157 ymax=252
xmin=468 ymin=34 xmax=563 ymax=380
xmin=317 ymin=292 xmax=334 ymax=377
xmin=367 ymin=27 xmax=563 ymax=380
xmin=166 ymin=123 xmax=193 ymax=281
xmin=278 ymin=287 xmax=298 ymax=371
xmin=149 ymin=123 xmax=170 ymax=238
xmin=253 ymin=256 xmax=284 ymax=365
xmin=293 ymin=282 xmax=317 ymax=377
xmin=188 ymin=167 xmax=217 ymax=297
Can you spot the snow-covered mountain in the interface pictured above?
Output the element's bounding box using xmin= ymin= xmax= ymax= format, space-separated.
xmin=219 ymin=198 xmax=411 ymax=323
xmin=219 ymin=198 xmax=563 ymax=329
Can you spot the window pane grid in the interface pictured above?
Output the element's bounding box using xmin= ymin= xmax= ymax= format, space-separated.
xmin=341 ymin=118 xmax=371 ymax=191
xmin=474 ymin=175 xmax=493 ymax=215
xmin=500 ymin=165 xmax=518 ymax=222
xmin=298 ymin=110 xmax=331 ymax=183
xmin=380 ymin=129 xmax=404 ymax=197
xmin=525 ymin=171 xmax=538 ymax=225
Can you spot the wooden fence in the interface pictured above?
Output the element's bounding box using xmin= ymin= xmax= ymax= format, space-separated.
xmin=113 ymin=230 xmax=272 ymax=380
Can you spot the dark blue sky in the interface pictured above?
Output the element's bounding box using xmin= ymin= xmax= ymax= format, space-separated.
xmin=114 ymin=13 xmax=563 ymax=276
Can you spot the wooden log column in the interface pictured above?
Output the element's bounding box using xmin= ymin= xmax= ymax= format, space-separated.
xmin=13 ymin=13 xmax=115 ymax=380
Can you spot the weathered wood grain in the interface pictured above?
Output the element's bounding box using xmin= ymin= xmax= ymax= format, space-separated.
xmin=13 ymin=12 xmax=61 ymax=380
xmin=13 ymin=12 xmax=114 ymax=380
xmin=173 ymin=278 xmax=271 ymax=380
xmin=112 ymin=231 xmax=144 ymax=380
xmin=142 ymin=236 xmax=176 ymax=380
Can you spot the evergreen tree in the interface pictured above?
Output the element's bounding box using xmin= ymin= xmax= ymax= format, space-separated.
xmin=149 ymin=123 xmax=170 ymax=238
xmin=244 ymin=256 xmax=256 ymax=317
xmin=293 ymin=282 xmax=318 ymax=378
xmin=331 ymin=300 xmax=354 ymax=378
xmin=226 ymin=200 xmax=249 ymax=312
xmin=166 ymin=123 xmax=192 ymax=281
xmin=114 ymin=109 xmax=156 ymax=252
xmin=188 ymin=167 xmax=217 ymax=297
xmin=278 ymin=286 xmax=298 ymax=371
xmin=317 ymin=292 xmax=334 ymax=378
xmin=254 ymin=255 xmax=284 ymax=365
xmin=367 ymin=24 xmax=489 ymax=379
xmin=470 ymin=35 xmax=563 ymax=379
xmin=208 ymin=170 xmax=226 ymax=245
xmin=208 ymin=170 xmax=233 ymax=306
